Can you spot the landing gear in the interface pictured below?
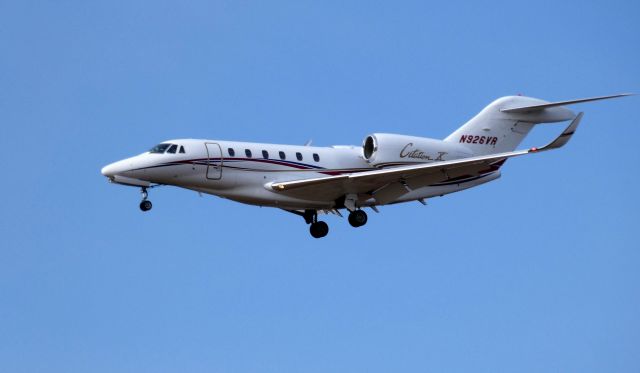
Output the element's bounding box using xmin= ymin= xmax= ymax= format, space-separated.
xmin=139 ymin=187 xmax=152 ymax=212
xmin=287 ymin=209 xmax=329 ymax=238
xmin=139 ymin=200 xmax=153 ymax=211
xmin=348 ymin=210 xmax=367 ymax=227
xmin=310 ymin=221 xmax=329 ymax=238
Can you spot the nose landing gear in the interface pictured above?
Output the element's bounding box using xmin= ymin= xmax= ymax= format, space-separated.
xmin=139 ymin=187 xmax=152 ymax=212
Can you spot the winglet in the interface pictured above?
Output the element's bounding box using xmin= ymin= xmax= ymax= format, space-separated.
xmin=529 ymin=112 xmax=583 ymax=153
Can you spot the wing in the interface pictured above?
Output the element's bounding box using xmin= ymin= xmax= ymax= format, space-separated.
xmin=269 ymin=113 xmax=583 ymax=202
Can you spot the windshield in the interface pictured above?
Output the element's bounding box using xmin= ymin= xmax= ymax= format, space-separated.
xmin=149 ymin=143 xmax=171 ymax=153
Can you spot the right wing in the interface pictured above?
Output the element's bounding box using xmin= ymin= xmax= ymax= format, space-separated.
xmin=269 ymin=112 xmax=583 ymax=202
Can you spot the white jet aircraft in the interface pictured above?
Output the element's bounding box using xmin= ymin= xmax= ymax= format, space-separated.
xmin=102 ymin=94 xmax=630 ymax=238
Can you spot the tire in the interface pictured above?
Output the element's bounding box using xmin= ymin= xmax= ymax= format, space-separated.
xmin=310 ymin=221 xmax=329 ymax=238
xmin=348 ymin=210 xmax=367 ymax=227
xmin=139 ymin=200 xmax=153 ymax=211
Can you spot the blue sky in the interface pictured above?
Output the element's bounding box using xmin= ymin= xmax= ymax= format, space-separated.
xmin=1 ymin=1 xmax=639 ymax=372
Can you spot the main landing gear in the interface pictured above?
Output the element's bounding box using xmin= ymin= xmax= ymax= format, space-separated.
xmin=139 ymin=187 xmax=152 ymax=212
xmin=291 ymin=208 xmax=369 ymax=238
xmin=310 ymin=220 xmax=329 ymax=239
xmin=302 ymin=210 xmax=328 ymax=238
xmin=288 ymin=205 xmax=370 ymax=238
xmin=348 ymin=210 xmax=368 ymax=228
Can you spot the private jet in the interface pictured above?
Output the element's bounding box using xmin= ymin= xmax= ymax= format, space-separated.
xmin=101 ymin=94 xmax=630 ymax=238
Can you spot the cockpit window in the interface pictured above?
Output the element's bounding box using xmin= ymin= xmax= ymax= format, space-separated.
xmin=179 ymin=146 xmax=185 ymax=154
xmin=149 ymin=143 xmax=171 ymax=153
xmin=167 ymin=144 xmax=178 ymax=154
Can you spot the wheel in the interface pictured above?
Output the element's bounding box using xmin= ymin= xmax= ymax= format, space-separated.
xmin=348 ymin=210 xmax=368 ymax=227
xmin=309 ymin=221 xmax=329 ymax=238
xmin=139 ymin=200 xmax=153 ymax=212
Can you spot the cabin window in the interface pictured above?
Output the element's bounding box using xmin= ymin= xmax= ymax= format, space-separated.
xmin=313 ymin=153 xmax=320 ymax=162
xmin=245 ymin=149 xmax=252 ymax=158
xmin=296 ymin=152 xmax=303 ymax=161
xmin=262 ymin=150 xmax=269 ymax=159
xmin=167 ymin=144 xmax=178 ymax=154
xmin=179 ymin=146 xmax=185 ymax=154
xmin=149 ymin=143 xmax=171 ymax=154
xmin=279 ymin=151 xmax=286 ymax=160
xmin=228 ymin=148 xmax=235 ymax=157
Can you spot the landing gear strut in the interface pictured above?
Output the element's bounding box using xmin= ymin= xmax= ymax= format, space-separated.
xmin=348 ymin=210 xmax=367 ymax=227
xmin=139 ymin=187 xmax=152 ymax=212
xmin=284 ymin=209 xmax=330 ymax=238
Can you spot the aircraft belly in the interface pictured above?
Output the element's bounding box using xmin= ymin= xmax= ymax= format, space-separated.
xmin=194 ymin=170 xmax=336 ymax=208
xmin=214 ymin=187 xmax=333 ymax=209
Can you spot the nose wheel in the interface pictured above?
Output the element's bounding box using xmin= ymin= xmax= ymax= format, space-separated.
xmin=140 ymin=200 xmax=152 ymax=211
xmin=139 ymin=187 xmax=152 ymax=212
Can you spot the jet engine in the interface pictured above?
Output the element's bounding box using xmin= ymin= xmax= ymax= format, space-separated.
xmin=362 ymin=133 xmax=472 ymax=168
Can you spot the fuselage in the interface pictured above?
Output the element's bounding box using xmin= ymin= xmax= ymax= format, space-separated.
xmin=101 ymin=138 xmax=499 ymax=210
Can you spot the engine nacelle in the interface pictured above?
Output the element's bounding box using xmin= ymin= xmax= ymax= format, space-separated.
xmin=362 ymin=133 xmax=472 ymax=168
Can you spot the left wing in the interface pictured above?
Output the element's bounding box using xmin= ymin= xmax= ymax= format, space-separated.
xmin=268 ymin=113 xmax=583 ymax=201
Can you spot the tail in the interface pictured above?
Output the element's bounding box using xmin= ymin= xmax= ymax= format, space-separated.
xmin=444 ymin=94 xmax=631 ymax=156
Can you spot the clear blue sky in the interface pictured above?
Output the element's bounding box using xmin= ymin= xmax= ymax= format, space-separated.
xmin=1 ymin=1 xmax=638 ymax=372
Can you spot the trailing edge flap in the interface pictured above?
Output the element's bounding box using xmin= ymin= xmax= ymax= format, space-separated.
xmin=269 ymin=114 xmax=582 ymax=200
xmin=500 ymin=93 xmax=632 ymax=113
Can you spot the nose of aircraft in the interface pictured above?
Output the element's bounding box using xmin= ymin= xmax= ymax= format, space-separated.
xmin=101 ymin=159 xmax=131 ymax=177
xmin=101 ymin=163 xmax=116 ymax=177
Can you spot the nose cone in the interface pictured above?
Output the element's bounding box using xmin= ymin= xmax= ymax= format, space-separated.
xmin=101 ymin=163 xmax=116 ymax=177
xmin=101 ymin=159 xmax=132 ymax=178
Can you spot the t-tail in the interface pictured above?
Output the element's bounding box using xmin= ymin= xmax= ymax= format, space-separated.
xmin=444 ymin=93 xmax=632 ymax=156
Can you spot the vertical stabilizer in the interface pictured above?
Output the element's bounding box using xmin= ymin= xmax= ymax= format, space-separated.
xmin=444 ymin=96 xmax=575 ymax=156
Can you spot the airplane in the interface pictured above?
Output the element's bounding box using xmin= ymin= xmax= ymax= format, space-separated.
xmin=101 ymin=93 xmax=631 ymax=238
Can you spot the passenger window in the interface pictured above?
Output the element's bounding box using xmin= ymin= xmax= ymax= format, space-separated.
xmin=262 ymin=150 xmax=269 ymax=159
xmin=296 ymin=152 xmax=303 ymax=161
xmin=179 ymin=146 xmax=185 ymax=154
xmin=313 ymin=153 xmax=320 ymax=162
xmin=167 ymin=144 xmax=177 ymax=154
xmin=228 ymin=148 xmax=235 ymax=157
xmin=245 ymin=149 xmax=252 ymax=158
xmin=279 ymin=151 xmax=286 ymax=160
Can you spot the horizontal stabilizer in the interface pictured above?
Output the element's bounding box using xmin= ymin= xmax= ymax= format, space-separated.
xmin=501 ymin=93 xmax=633 ymax=113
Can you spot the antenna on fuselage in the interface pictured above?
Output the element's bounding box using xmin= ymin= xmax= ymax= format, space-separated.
xmin=304 ymin=139 xmax=313 ymax=146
